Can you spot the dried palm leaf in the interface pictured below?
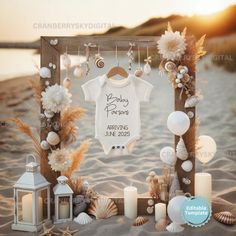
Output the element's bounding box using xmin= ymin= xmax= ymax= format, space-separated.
xmin=167 ymin=22 xmax=173 ymax=32
xmin=195 ymin=35 xmax=207 ymax=61
xmin=181 ymin=27 xmax=187 ymax=38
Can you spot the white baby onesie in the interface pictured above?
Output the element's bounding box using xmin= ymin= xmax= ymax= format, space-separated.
xmin=82 ymin=74 xmax=153 ymax=155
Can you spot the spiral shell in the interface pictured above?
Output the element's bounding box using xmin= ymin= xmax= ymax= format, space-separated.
xmin=144 ymin=63 xmax=151 ymax=75
xmin=214 ymin=211 xmax=236 ymax=225
xmin=134 ymin=68 xmax=143 ymax=77
xmin=74 ymin=212 xmax=93 ymax=225
xmin=133 ymin=216 xmax=148 ymax=226
xmin=184 ymin=95 xmax=200 ymax=108
xmin=181 ymin=160 xmax=193 ymax=172
xmin=46 ymin=131 xmax=60 ymax=146
xmin=88 ymin=197 xmax=118 ymax=219
xmin=176 ymin=137 xmax=188 ymax=160
xmin=95 ymin=56 xmax=104 ymax=68
xmin=164 ymin=61 xmax=177 ymax=72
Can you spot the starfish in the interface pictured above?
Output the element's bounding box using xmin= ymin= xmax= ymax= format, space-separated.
xmin=58 ymin=226 xmax=78 ymax=236
xmin=39 ymin=223 xmax=59 ymax=236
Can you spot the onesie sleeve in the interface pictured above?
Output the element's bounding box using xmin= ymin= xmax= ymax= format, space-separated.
xmin=82 ymin=77 xmax=101 ymax=102
xmin=133 ymin=78 xmax=153 ymax=102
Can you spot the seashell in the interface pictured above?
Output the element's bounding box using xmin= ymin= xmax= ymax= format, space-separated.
xmin=95 ymin=55 xmax=104 ymax=68
xmin=133 ymin=216 xmax=148 ymax=226
xmin=213 ymin=211 xmax=236 ymax=225
xmin=134 ymin=67 xmax=143 ymax=77
xmin=40 ymin=140 xmax=50 ymax=150
xmin=39 ymin=67 xmax=51 ymax=79
xmin=166 ymin=222 xmax=184 ymax=233
xmin=177 ymin=83 xmax=183 ymax=88
xmin=88 ymin=196 xmax=118 ymax=219
xmin=147 ymin=199 xmax=154 ymax=206
xmin=169 ymin=172 xmax=180 ymax=200
xmin=63 ymin=77 xmax=71 ymax=89
xmin=62 ymin=53 xmax=71 ymax=68
xmin=149 ymin=171 xmax=156 ymax=177
xmin=176 ymin=137 xmax=188 ymax=160
xmin=44 ymin=110 xmax=54 ymax=119
xmin=181 ymin=160 xmax=193 ymax=172
xmin=73 ymin=65 xmax=85 ymax=79
xmin=177 ymin=73 xmax=183 ymax=79
xmin=147 ymin=206 xmax=154 ymax=214
xmin=182 ymin=74 xmax=190 ymax=83
xmin=164 ymin=61 xmax=176 ymax=72
xmin=46 ymin=131 xmax=60 ymax=146
xmin=184 ymin=95 xmax=200 ymax=108
xmin=155 ymin=218 xmax=170 ymax=232
xmin=182 ymin=177 xmax=191 ymax=185
xmin=144 ymin=63 xmax=151 ymax=75
xmin=74 ymin=212 xmax=93 ymax=225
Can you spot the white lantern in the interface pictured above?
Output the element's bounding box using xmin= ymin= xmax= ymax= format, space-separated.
xmin=53 ymin=176 xmax=73 ymax=223
xmin=11 ymin=155 xmax=51 ymax=232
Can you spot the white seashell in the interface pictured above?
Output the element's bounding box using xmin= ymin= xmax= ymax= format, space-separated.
xmin=147 ymin=206 xmax=154 ymax=214
xmin=181 ymin=160 xmax=193 ymax=172
xmin=213 ymin=211 xmax=236 ymax=225
xmin=182 ymin=66 xmax=188 ymax=74
xmin=164 ymin=61 xmax=177 ymax=72
xmin=88 ymin=197 xmax=118 ymax=219
xmin=147 ymin=199 xmax=154 ymax=206
xmin=44 ymin=110 xmax=54 ymax=119
xmin=184 ymin=95 xmax=200 ymax=108
xmin=182 ymin=177 xmax=191 ymax=185
xmin=63 ymin=77 xmax=71 ymax=89
xmin=40 ymin=140 xmax=50 ymax=150
xmin=176 ymin=137 xmax=188 ymax=160
xmin=46 ymin=131 xmax=60 ymax=146
xmin=166 ymin=222 xmax=184 ymax=233
xmin=62 ymin=53 xmax=71 ymax=68
xmin=134 ymin=68 xmax=143 ymax=77
xmin=39 ymin=67 xmax=51 ymax=79
xmin=73 ymin=65 xmax=84 ymax=79
xmin=95 ymin=55 xmax=104 ymax=68
xmin=133 ymin=216 xmax=149 ymax=226
xmin=144 ymin=63 xmax=151 ymax=75
xmin=74 ymin=212 xmax=93 ymax=225
xmin=177 ymin=83 xmax=183 ymax=88
xmin=177 ymin=73 xmax=183 ymax=79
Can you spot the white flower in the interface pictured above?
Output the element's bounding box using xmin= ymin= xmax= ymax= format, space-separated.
xmin=48 ymin=148 xmax=71 ymax=172
xmin=41 ymin=84 xmax=72 ymax=113
xmin=157 ymin=31 xmax=186 ymax=61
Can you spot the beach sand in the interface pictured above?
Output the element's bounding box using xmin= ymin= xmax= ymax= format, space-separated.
xmin=0 ymin=56 xmax=236 ymax=235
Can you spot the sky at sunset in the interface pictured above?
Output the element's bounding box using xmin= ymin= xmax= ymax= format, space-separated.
xmin=0 ymin=0 xmax=236 ymax=42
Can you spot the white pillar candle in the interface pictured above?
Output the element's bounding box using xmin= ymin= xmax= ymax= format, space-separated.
xmin=124 ymin=186 xmax=137 ymax=219
xmin=22 ymin=193 xmax=43 ymax=223
xmin=155 ymin=203 xmax=166 ymax=222
xmin=59 ymin=201 xmax=70 ymax=219
xmin=195 ymin=173 xmax=212 ymax=203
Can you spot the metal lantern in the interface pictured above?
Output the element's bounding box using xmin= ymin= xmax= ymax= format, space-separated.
xmin=53 ymin=176 xmax=73 ymax=223
xmin=11 ymin=155 xmax=51 ymax=232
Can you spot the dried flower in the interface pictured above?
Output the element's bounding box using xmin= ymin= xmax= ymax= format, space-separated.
xmin=41 ymin=84 xmax=72 ymax=113
xmin=48 ymin=148 xmax=71 ymax=172
xmin=157 ymin=31 xmax=186 ymax=61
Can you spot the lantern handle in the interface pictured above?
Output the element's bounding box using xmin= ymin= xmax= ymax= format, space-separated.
xmin=26 ymin=154 xmax=37 ymax=165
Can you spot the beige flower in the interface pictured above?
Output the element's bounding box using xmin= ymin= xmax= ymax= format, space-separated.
xmin=157 ymin=31 xmax=186 ymax=61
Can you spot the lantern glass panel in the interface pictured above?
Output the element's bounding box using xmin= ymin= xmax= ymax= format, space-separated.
xmin=17 ymin=190 xmax=33 ymax=224
xmin=37 ymin=188 xmax=48 ymax=223
xmin=58 ymin=196 xmax=70 ymax=220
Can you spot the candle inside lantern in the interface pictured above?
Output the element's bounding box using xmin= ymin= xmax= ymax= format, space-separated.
xmin=59 ymin=200 xmax=70 ymax=219
xmin=195 ymin=172 xmax=212 ymax=204
xmin=22 ymin=193 xmax=43 ymax=223
xmin=124 ymin=186 xmax=137 ymax=219
xmin=155 ymin=203 xmax=166 ymax=222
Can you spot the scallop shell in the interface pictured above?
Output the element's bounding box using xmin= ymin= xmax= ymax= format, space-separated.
xmin=63 ymin=77 xmax=71 ymax=89
xmin=73 ymin=65 xmax=85 ymax=79
xmin=133 ymin=216 xmax=148 ymax=226
xmin=88 ymin=197 xmax=118 ymax=219
xmin=184 ymin=95 xmax=200 ymax=108
xmin=176 ymin=137 xmax=188 ymax=160
xmin=155 ymin=218 xmax=170 ymax=232
xmin=213 ymin=211 xmax=236 ymax=225
xmin=44 ymin=110 xmax=54 ymax=119
xmin=40 ymin=140 xmax=50 ymax=150
xmin=95 ymin=56 xmax=104 ymax=68
xmin=164 ymin=61 xmax=176 ymax=72
xmin=134 ymin=68 xmax=143 ymax=77
xmin=62 ymin=53 xmax=71 ymax=68
xmin=166 ymin=222 xmax=184 ymax=232
xmin=39 ymin=67 xmax=51 ymax=79
xmin=182 ymin=177 xmax=191 ymax=185
xmin=144 ymin=63 xmax=151 ymax=75
xmin=74 ymin=212 xmax=93 ymax=225
xmin=46 ymin=131 xmax=60 ymax=146
xmin=181 ymin=160 xmax=193 ymax=172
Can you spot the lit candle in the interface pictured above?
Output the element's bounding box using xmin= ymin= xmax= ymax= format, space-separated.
xmin=59 ymin=201 xmax=70 ymax=219
xmin=124 ymin=186 xmax=137 ymax=219
xmin=155 ymin=203 xmax=166 ymax=222
xmin=195 ymin=173 xmax=212 ymax=203
xmin=22 ymin=193 xmax=43 ymax=223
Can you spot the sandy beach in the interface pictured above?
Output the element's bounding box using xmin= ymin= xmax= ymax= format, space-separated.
xmin=0 ymin=55 xmax=236 ymax=235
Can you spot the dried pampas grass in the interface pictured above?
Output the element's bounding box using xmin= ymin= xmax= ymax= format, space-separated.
xmin=29 ymin=78 xmax=41 ymax=104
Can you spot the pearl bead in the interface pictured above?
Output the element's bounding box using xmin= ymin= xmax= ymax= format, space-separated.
xmin=178 ymin=83 xmax=183 ymax=88
xmin=175 ymin=79 xmax=180 ymax=83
